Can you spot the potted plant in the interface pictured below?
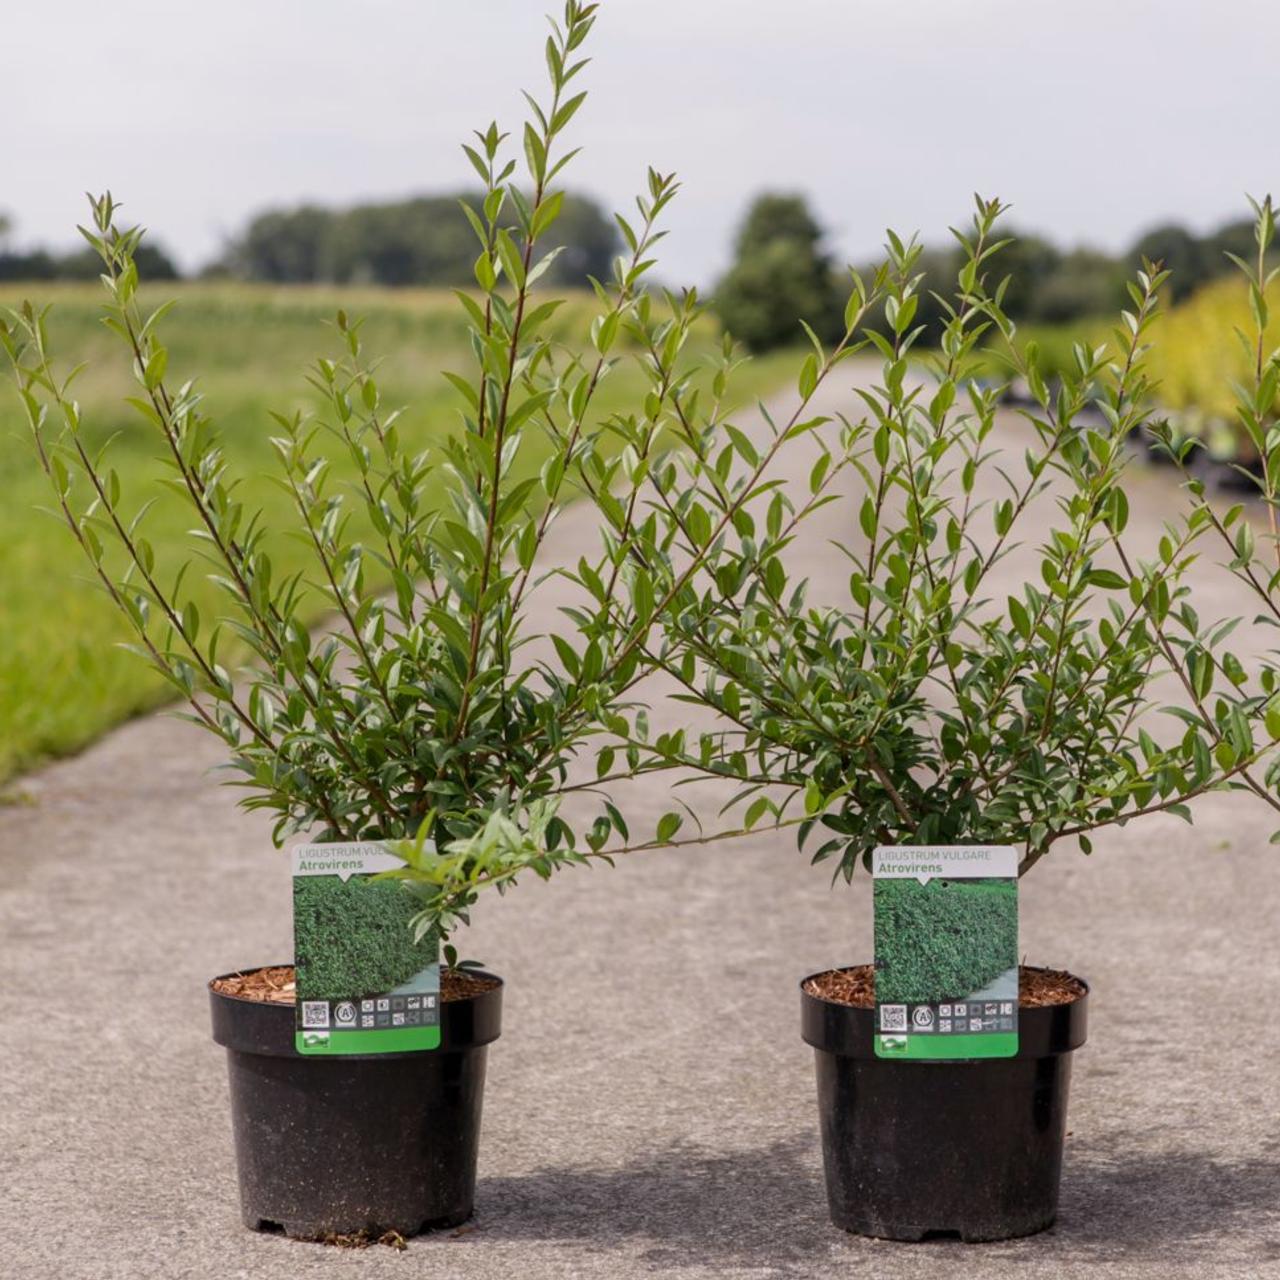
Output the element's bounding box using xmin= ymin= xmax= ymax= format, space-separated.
xmin=608 ymin=198 xmax=1280 ymax=1241
xmin=11 ymin=0 xmax=1276 ymax=1243
xmin=0 ymin=1 xmax=813 ymax=1242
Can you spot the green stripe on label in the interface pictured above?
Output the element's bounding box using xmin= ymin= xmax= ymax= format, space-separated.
xmin=295 ymin=1026 xmax=441 ymax=1055
xmin=875 ymin=1032 xmax=1018 ymax=1060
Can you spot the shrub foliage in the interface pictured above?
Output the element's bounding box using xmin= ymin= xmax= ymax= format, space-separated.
xmin=294 ymin=876 xmax=434 ymax=1000
xmin=6 ymin=4 xmax=1280 ymax=952
xmin=874 ymin=879 xmax=1016 ymax=1005
xmin=632 ymin=198 xmax=1280 ymax=880
xmin=1 ymin=2 xmax=825 ymax=943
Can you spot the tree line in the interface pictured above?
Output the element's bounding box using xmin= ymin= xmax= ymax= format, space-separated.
xmin=3 ymin=193 xmax=1257 ymax=355
xmin=0 ymin=212 xmax=180 ymax=281
xmin=713 ymin=192 xmax=1267 ymax=351
xmin=0 ymin=193 xmax=617 ymax=289
xmin=210 ymin=191 xmax=617 ymax=288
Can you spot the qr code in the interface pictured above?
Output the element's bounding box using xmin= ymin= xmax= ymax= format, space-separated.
xmin=879 ymin=1004 xmax=908 ymax=1032
xmin=301 ymin=1001 xmax=330 ymax=1029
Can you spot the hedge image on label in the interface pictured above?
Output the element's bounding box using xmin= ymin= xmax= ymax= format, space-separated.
xmin=294 ymin=874 xmax=435 ymax=1002
xmin=874 ymin=877 xmax=1016 ymax=1005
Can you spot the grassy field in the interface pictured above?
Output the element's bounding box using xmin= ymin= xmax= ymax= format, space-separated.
xmin=0 ymin=282 xmax=797 ymax=783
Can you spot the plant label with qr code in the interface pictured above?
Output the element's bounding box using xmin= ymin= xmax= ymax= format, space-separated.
xmin=872 ymin=845 xmax=1018 ymax=1060
xmin=292 ymin=842 xmax=440 ymax=1055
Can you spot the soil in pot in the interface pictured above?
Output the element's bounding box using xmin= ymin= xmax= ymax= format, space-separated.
xmin=801 ymin=963 xmax=1088 ymax=1243
xmin=211 ymin=964 xmax=500 ymax=1004
xmin=209 ymin=963 xmax=503 ymax=1241
xmin=804 ymin=963 xmax=1085 ymax=1009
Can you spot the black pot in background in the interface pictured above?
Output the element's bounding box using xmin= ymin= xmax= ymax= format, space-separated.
xmin=1209 ymin=454 xmax=1266 ymax=495
xmin=210 ymin=966 xmax=503 ymax=1239
xmin=801 ymin=966 xmax=1088 ymax=1243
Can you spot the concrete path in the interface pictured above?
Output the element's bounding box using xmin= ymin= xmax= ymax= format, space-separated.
xmin=4 ymin=371 xmax=1280 ymax=1280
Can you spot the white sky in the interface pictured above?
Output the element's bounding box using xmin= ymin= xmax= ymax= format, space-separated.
xmin=6 ymin=0 xmax=1278 ymax=283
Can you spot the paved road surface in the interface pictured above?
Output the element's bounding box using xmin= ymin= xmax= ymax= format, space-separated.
xmin=3 ymin=371 xmax=1280 ymax=1279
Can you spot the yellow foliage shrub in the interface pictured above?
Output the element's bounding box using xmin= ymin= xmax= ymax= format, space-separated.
xmin=1147 ymin=277 xmax=1280 ymax=422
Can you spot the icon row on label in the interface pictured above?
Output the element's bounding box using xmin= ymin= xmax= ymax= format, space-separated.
xmin=301 ymin=994 xmax=440 ymax=1031
xmin=358 ymin=1009 xmax=427 ymax=1028
xmin=939 ymin=1002 xmax=1015 ymax=1018
xmin=939 ymin=1016 xmax=1015 ymax=1032
xmin=358 ymin=995 xmax=437 ymax=1014
xmin=878 ymin=1001 xmax=1017 ymax=1034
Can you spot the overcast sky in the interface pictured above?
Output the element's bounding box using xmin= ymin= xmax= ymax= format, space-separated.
xmin=6 ymin=0 xmax=1278 ymax=283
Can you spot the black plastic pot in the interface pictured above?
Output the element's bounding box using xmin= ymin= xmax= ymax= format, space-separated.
xmin=1209 ymin=454 xmax=1266 ymax=495
xmin=801 ymin=966 xmax=1087 ymax=1243
xmin=209 ymin=966 xmax=502 ymax=1239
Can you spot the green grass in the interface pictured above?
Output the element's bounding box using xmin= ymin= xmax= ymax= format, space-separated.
xmin=0 ymin=282 xmax=796 ymax=782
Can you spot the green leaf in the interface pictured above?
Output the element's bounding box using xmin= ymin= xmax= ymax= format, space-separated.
xmin=859 ymin=496 xmax=877 ymax=540
xmin=142 ymin=346 xmax=168 ymax=391
xmin=474 ymin=251 xmax=497 ymax=291
xmin=1233 ymin=519 xmax=1255 ymax=567
xmin=804 ymin=779 xmax=823 ymax=815
xmin=531 ymin=189 xmax=566 ymax=239
xmin=1266 ymin=702 xmax=1280 ymax=742
xmin=797 ymin=353 xmax=818 ymax=399
xmin=1188 ymin=649 xmax=1215 ymax=701
xmin=1008 ymin=596 xmax=1030 ymax=639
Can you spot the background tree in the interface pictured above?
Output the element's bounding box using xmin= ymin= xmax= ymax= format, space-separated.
xmin=713 ymin=192 xmax=844 ymax=351
xmin=847 ymin=211 xmax=1273 ymax=342
xmin=989 ymin=229 xmax=1063 ymax=318
xmin=1129 ymin=223 xmax=1208 ymax=302
xmin=53 ymin=243 xmax=180 ymax=282
xmin=223 ymin=205 xmax=333 ymax=283
xmin=217 ymin=192 xmax=617 ymax=288
xmin=1028 ymin=247 xmax=1127 ymax=322
xmin=1200 ymin=218 xmax=1259 ymax=271
xmin=0 ymin=232 xmax=178 ymax=282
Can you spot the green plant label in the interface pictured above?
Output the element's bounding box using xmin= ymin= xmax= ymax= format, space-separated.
xmin=872 ymin=845 xmax=1018 ymax=1061
xmin=291 ymin=842 xmax=440 ymax=1056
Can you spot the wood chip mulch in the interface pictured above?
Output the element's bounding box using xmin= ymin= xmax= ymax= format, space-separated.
xmin=438 ymin=970 xmax=502 ymax=1001
xmin=803 ymin=964 xmax=1086 ymax=1009
xmin=211 ymin=965 xmax=296 ymax=1003
xmin=210 ymin=965 xmax=499 ymax=1004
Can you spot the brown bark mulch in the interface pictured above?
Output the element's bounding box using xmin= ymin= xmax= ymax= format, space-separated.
xmin=804 ymin=964 xmax=1086 ymax=1008
xmin=210 ymin=964 xmax=499 ymax=1004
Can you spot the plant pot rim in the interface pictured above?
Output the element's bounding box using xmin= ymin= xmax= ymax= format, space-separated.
xmin=209 ymin=963 xmax=504 ymax=1060
xmin=800 ymin=963 xmax=1087 ymax=1061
